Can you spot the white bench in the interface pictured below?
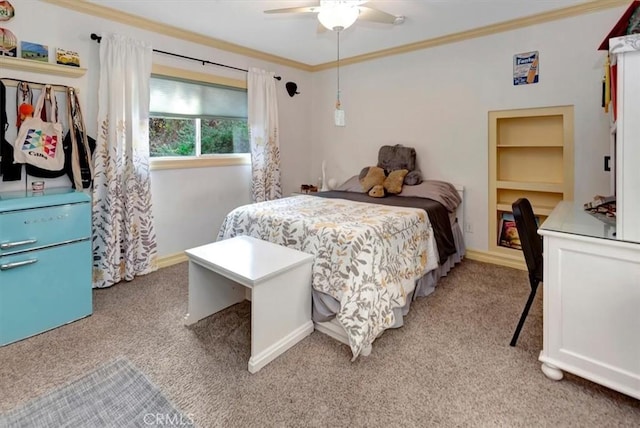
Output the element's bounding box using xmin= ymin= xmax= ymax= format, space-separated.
xmin=184 ymin=235 xmax=314 ymax=373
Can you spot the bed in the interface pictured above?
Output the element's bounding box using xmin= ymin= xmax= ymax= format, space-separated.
xmin=216 ymin=180 xmax=465 ymax=360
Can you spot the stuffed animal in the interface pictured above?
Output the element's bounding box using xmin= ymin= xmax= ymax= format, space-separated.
xmin=17 ymin=103 xmax=34 ymax=128
xmin=368 ymin=184 xmax=385 ymax=198
xmin=377 ymin=144 xmax=423 ymax=186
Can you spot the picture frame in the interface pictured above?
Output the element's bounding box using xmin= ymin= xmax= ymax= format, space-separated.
xmin=513 ymin=51 xmax=539 ymax=86
xmin=0 ymin=26 xmax=17 ymax=57
xmin=21 ymin=41 xmax=48 ymax=62
xmin=56 ymin=48 xmax=80 ymax=67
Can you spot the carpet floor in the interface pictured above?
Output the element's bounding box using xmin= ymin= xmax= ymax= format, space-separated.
xmin=0 ymin=260 xmax=638 ymax=427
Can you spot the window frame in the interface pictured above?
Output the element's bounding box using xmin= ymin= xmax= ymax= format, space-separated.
xmin=149 ymin=64 xmax=251 ymax=171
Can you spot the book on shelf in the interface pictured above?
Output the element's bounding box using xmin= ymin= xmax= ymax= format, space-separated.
xmin=498 ymin=212 xmax=540 ymax=250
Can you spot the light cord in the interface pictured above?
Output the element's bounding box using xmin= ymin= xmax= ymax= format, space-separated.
xmin=336 ymin=31 xmax=341 ymax=109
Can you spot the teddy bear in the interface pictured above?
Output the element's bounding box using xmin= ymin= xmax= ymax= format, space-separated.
xmin=358 ymin=145 xmax=423 ymax=197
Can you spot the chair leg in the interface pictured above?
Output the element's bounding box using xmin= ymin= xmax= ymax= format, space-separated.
xmin=510 ymin=279 xmax=539 ymax=347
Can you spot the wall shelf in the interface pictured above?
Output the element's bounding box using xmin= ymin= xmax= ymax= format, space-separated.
xmin=0 ymin=56 xmax=87 ymax=78
xmin=488 ymin=105 xmax=574 ymax=259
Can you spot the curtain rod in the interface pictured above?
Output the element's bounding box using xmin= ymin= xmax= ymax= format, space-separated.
xmin=90 ymin=33 xmax=281 ymax=80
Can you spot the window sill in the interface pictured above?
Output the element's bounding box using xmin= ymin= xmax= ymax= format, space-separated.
xmin=150 ymin=154 xmax=251 ymax=171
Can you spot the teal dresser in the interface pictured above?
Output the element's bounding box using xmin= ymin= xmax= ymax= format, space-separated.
xmin=0 ymin=188 xmax=92 ymax=346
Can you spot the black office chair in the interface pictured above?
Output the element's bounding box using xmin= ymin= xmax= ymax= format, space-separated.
xmin=509 ymin=198 xmax=543 ymax=347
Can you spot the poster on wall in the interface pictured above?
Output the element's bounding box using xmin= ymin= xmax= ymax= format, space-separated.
xmin=513 ymin=51 xmax=539 ymax=85
xmin=56 ymin=48 xmax=80 ymax=67
xmin=21 ymin=41 xmax=48 ymax=62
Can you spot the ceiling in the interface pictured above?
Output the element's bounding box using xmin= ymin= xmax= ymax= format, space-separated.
xmin=85 ymin=0 xmax=595 ymax=66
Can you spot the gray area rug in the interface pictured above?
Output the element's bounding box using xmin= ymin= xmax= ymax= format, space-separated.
xmin=0 ymin=357 xmax=192 ymax=428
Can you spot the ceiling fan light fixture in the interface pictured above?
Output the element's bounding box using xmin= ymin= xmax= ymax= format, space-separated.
xmin=318 ymin=4 xmax=359 ymax=31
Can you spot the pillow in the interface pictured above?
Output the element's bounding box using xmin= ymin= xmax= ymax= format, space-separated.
xmin=368 ymin=184 xmax=385 ymax=198
xmin=360 ymin=166 xmax=386 ymax=192
xmin=383 ymin=169 xmax=408 ymax=194
xmin=404 ymin=170 xmax=423 ymax=186
xmin=399 ymin=180 xmax=462 ymax=212
xmin=334 ymin=175 xmax=365 ymax=193
xmin=377 ymin=145 xmax=416 ymax=173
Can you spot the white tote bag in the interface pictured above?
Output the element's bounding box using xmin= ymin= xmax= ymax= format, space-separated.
xmin=13 ymin=87 xmax=64 ymax=171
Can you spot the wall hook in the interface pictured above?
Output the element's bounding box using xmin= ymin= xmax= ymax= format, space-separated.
xmin=285 ymin=81 xmax=300 ymax=97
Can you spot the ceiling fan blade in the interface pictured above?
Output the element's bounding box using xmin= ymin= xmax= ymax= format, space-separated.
xmin=357 ymin=6 xmax=398 ymax=24
xmin=264 ymin=6 xmax=321 ymax=14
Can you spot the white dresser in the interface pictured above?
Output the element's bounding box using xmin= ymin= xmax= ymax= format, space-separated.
xmin=538 ymin=201 xmax=640 ymax=400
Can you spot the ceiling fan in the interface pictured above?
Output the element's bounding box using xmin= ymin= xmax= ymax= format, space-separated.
xmin=264 ymin=0 xmax=405 ymax=32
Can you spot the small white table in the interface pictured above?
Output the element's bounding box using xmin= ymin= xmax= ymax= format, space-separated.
xmin=184 ymin=236 xmax=314 ymax=373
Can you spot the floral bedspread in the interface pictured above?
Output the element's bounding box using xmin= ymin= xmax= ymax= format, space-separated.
xmin=217 ymin=195 xmax=437 ymax=358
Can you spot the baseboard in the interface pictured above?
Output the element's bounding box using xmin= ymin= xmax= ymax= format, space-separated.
xmin=465 ymin=248 xmax=527 ymax=271
xmin=314 ymin=319 xmax=349 ymax=346
xmin=157 ymin=252 xmax=189 ymax=269
xmin=248 ymin=321 xmax=314 ymax=373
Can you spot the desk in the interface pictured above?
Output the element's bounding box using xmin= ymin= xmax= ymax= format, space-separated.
xmin=538 ymin=201 xmax=640 ymax=400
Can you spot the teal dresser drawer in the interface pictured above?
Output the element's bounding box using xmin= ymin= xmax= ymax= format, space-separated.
xmin=0 ymin=202 xmax=91 ymax=255
xmin=0 ymin=188 xmax=92 ymax=346
xmin=0 ymin=240 xmax=92 ymax=346
xmin=0 ymin=193 xmax=91 ymax=256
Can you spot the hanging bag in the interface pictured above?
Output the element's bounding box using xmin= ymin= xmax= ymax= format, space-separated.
xmin=65 ymin=87 xmax=95 ymax=189
xmin=25 ymin=84 xmax=67 ymax=178
xmin=13 ymin=86 xmax=65 ymax=171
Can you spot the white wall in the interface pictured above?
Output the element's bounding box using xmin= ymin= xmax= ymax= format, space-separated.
xmin=2 ymin=1 xmax=625 ymax=257
xmin=310 ymin=7 xmax=625 ymax=252
xmin=1 ymin=0 xmax=313 ymax=257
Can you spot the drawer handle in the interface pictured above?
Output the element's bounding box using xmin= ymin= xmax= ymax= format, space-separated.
xmin=0 ymin=239 xmax=37 ymax=250
xmin=0 ymin=259 xmax=38 ymax=271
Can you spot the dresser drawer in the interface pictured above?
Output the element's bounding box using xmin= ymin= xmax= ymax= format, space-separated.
xmin=0 ymin=239 xmax=92 ymax=346
xmin=0 ymin=202 xmax=91 ymax=255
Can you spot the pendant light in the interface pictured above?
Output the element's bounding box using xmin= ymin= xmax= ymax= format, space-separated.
xmin=318 ymin=1 xmax=359 ymax=32
xmin=334 ymin=30 xmax=345 ymax=127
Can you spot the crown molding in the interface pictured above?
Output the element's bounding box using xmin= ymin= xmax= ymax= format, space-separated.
xmin=311 ymin=0 xmax=630 ymax=71
xmin=41 ymin=0 xmax=313 ymax=72
xmin=43 ymin=0 xmax=628 ymax=73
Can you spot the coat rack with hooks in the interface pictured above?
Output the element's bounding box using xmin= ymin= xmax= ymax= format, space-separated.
xmin=0 ymin=77 xmax=78 ymax=93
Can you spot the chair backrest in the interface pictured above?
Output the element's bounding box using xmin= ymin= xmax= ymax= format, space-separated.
xmin=512 ymin=198 xmax=543 ymax=279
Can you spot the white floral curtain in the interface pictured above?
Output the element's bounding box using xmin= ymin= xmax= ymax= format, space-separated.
xmin=248 ymin=68 xmax=282 ymax=202
xmin=92 ymin=33 xmax=158 ymax=288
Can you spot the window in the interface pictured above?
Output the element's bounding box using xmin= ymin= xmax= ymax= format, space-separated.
xmin=149 ymin=117 xmax=249 ymax=156
xmin=148 ymin=71 xmax=250 ymax=168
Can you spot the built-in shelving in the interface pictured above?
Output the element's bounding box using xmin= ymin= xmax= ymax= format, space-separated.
xmin=488 ymin=105 xmax=574 ymax=263
xmin=0 ymin=56 xmax=87 ymax=78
